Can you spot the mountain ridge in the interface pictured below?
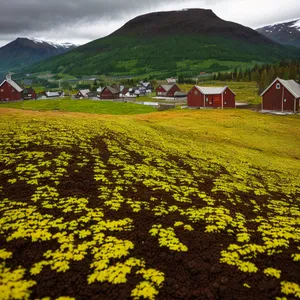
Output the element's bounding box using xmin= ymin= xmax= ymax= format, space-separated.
xmin=0 ymin=37 xmax=77 ymax=72
xmin=113 ymin=9 xmax=276 ymax=43
xmin=23 ymin=9 xmax=300 ymax=77
xmin=256 ymin=19 xmax=300 ymax=48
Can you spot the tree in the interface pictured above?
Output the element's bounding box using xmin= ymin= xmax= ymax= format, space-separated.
xmin=258 ymin=69 xmax=269 ymax=94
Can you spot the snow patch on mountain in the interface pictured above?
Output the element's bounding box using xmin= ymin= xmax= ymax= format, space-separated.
xmin=256 ymin=18 xmax=300 ymax=48
xmin=290 ymin=19 xmax=300 ymax=30
xmin=260 ymin=18 xmax=300 ymax=32
xmin=28 ymin=37 xmax=77 ymax=49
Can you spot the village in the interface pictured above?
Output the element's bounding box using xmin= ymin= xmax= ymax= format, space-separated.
xmin=0 ymin=73 xmax=300 ymax=113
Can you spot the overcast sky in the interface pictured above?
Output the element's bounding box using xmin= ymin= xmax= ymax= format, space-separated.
xmin=0 ymin=0 xmax=299 ymax=47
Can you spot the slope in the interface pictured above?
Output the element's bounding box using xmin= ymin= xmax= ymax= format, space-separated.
xmin=25 ymin=9 xmax=300 ymax=77
xmin=257 ymin=19 xmax=300 ymax=48
xmin=0 ymin=37 xmax=77 ymax=72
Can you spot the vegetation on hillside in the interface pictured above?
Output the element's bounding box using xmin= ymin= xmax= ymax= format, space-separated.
xmin=0 ymin=109 xmax=299 ymax=299
xmin=24 ymin=35 xmax=299 ymax=78
xmin=215 ymin=60 xmax=300 ymax=93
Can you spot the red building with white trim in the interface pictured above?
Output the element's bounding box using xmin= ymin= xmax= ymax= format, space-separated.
xmin=187 ymin=86 xmax=236 ymax=108
xmin=0 ymin=74 xmax=24 ymax=101
xmin=23 ymin=87 xmax=37 ymax=100
xmin=0 ymin=74 xmax=36 ymax=101
xmin=156 ymin=84 xmax=181 ymax=97
xmin=261 ymin=78 xmax=300 ymax=113
xmin=100 ymin=86 xmax=120 ymax=99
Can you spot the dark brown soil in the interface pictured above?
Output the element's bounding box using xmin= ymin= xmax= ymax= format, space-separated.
xmin=1 ymin=134 xmax=299 ymax=300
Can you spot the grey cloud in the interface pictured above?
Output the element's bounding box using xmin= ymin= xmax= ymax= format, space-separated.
xmin=255 ymin=11 xmax=300 ymax=28
xmin=0 ymin=0 xmax=299 ymax=46
xmin=0 ymin=0 xmax=196 ymax=34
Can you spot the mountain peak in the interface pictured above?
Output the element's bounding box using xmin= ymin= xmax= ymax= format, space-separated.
xmin=24 ymin=9 xmax=299 ymax=77
xmin=111 ymin=9 xmax=270 ymax=43
xmin=257 ymin=18 xmax=300 ymax=48
xmin=0 ymin=37 xmax=77 ymax=72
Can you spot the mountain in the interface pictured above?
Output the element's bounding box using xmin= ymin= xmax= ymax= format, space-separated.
xmin=25 ymin=9 xmax=300 ymax=77
xmin=0 ymin=37 xmax=77 ymax=72
xmin=257 ymin=19 xmax=300 ymax=48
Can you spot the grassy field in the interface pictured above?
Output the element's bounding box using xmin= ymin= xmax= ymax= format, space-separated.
xmin=0 ymin=108 xmax=299 ymax=299
xmin=0 ymin=99 xmax=157 ymax=115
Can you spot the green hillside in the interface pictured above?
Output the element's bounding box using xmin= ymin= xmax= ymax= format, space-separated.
xmin=25 ymin=35 xmax=299 ymax=77
xmin=24 ymin=10 xmax=300 ymax=77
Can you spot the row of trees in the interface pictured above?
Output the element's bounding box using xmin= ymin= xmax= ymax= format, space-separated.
xmin=214 ymin=60 xmax=300 ymax=93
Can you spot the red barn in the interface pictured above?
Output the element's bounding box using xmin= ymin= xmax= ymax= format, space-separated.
xmin=156 ymin=84 xmax=181 ymax=97
xmin=23 ymin=87 xmax=37 ymax=100
xmin=261 ymin=78 xmax=300 ymax=113
xmin=187 ymin=86 xmax=236 ymax=108
xmin=0 ymin=74 xmax=23 ymax=101
xmin=100 ymin=86 xmax=120 ymax=100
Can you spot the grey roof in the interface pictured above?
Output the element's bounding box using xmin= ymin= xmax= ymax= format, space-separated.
xmin=79 ymin=89 xmax=90 ymax=96
xmin=0 ymin=79 xmax=23 ymax=92
xmin=174 ymin=91 xmax=187 ymax=96
xmin=160 ymin=84 xmax=176 ymax=93
xmin=195 ymin=86 xmax=227 ymax=95
xmin=8 ymin=80 xmax=23 ymax=92
xmin=261 ymin=78 xmax=300 ymax=98
xmin=46 ymin=91 xmax=60 ymax=97
xmin=105 ymin=86 xmax=120 ymax=94
xmin=87 ymin=91 xmax=98 ymax=97
xmin=141 ymin=82 xmax=151 ymax=87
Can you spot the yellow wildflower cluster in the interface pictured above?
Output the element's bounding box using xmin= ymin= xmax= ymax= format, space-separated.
xmin=149 ymin=224 xmax=188 ymax=252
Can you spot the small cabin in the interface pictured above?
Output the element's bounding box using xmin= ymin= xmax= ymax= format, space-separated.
xmin=187 ymin=86 xmax=236 ymax=108
xmin=156 ymin=84 xmax=181 ymax=97
xmin=140 ymin=82 xmax=153 ymax=93
xmin=76 ymin=89 xmax=90 ymax=99
xmin=45 ymin=91 xmax=64 ymax=98
xmin=100 ymin=86 xmax=120 ymax=100
xmin=23 ymin=87 xmax=37 ymax=100
xmin=261 ymin=78 xmax=300 ymax=113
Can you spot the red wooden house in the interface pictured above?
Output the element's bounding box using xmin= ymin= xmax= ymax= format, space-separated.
xmin=23 ymin=88 xmax=37 ymax=100
xmin=0 ymin=74 xmax=24 ymax=101
xmin=187 ymin=86 xmax=236 ymax=108
xmin=100 ymin=86 xmax=120 ymax=99
xmin=261 ymin=78 xmax=300 ymax=113
xmin=120 ymin=88 xmax=129 ymax=97
xmin=156 ymin=84 xmax=181 ymax=97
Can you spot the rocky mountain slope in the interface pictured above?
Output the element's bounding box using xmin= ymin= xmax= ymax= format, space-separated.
xmin=257 ymin=19 xmax=300 ymax=48
xmin=0 ymin=37 xmax=77 ymax=72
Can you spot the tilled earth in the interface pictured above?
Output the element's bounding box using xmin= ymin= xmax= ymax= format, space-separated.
xmin=0 ymin=111 xmax=300 ymax=300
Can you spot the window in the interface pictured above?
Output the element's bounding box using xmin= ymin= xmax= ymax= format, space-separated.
xmin=12 ymin=89 xmax=14 ymax=92
xmin=194 ymin=90 xmax=198 ymax=96
xmin=276 ymin=83 xmax=281 ymax=89
xmin=0 ymin=89 xmax=3 ymax=92
xmin=206 ymin=97 xmax=208 ymax=102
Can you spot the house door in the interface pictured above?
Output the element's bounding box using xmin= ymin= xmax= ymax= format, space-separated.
xmin=213 ymin=95 xmax=221 ymax=108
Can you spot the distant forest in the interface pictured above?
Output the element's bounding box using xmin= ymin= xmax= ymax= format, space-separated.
xmin=214 ymin=60 xmax=300 ymax=93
